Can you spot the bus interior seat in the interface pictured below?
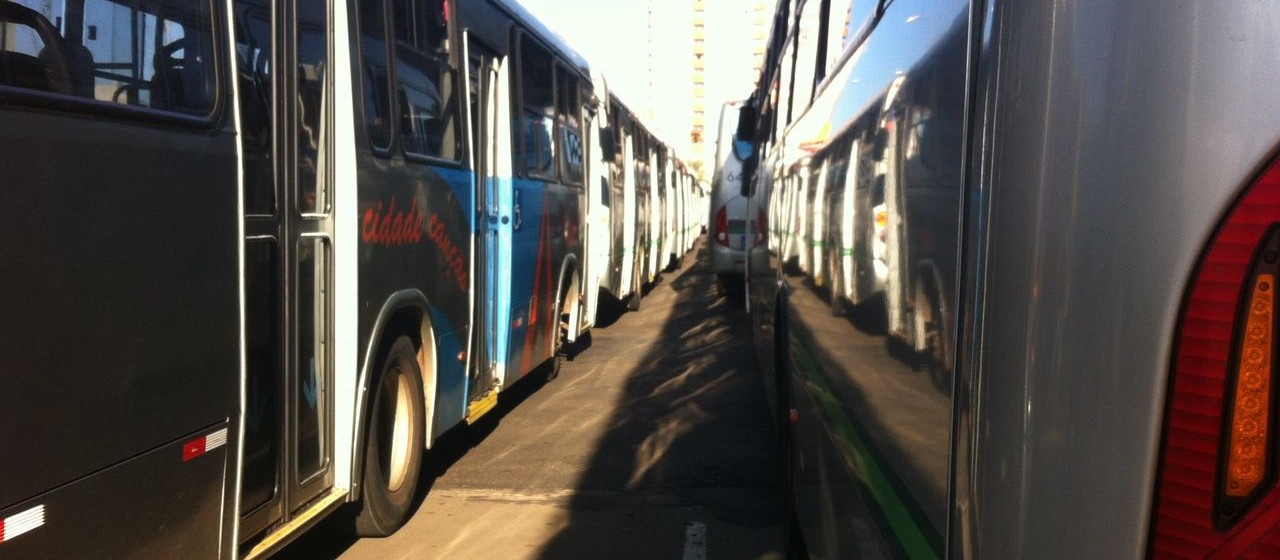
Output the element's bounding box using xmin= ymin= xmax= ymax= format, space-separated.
xmin=60 ymin=43 xmax=95 ymax=98
xmin=0 ymin=0 xmax=72 ymax=95
xmin=151 ymin=37 xmax=211 ymax=113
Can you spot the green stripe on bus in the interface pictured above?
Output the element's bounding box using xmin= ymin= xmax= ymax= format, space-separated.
xmin=789 ymin=336 xmax=944 ymax=560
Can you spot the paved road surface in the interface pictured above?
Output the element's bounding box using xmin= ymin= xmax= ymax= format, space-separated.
xmin=277 ymin=243 xmax=783 ymax=559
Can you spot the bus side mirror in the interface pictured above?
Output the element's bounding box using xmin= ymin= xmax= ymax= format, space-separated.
xmin=736 ymin=104 xmax=757 ymax=142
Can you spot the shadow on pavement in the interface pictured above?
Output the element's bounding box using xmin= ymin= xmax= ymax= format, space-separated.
xmin=534 ymin=244 xmax=783 ymax=559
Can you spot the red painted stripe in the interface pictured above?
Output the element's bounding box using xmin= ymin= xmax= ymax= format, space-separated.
xmin=183 ymin=437 xmax=206 ymax=462
xmin=1 ymin=517 xmax=6 ymax=543
xmin=521 ymin=194 xmax=553 ymax=374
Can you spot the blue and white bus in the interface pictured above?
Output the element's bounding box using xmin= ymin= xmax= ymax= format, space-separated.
xmin=0 ymin=0 xmax=683 ymax=556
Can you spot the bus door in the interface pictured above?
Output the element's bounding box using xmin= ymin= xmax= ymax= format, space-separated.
xmin=465 ymin=37 xmax=510 ymax=417
xmin=236 ymin=0 xmax=336 ymax=540
xmin=583 ymin=94 xmax=606 ymax=326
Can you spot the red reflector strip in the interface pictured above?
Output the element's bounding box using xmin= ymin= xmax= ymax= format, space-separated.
xmin=0 ymin=505 xmax=46 ymax=545
xmin=183 ymin=427 xmax=229 ymax=463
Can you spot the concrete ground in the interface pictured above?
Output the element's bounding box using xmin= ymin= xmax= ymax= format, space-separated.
xmin=277 ymin=242 xmax=784 ymax=559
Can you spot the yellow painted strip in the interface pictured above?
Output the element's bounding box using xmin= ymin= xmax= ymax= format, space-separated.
xmin=244 ymin=489 xmax=347 ymax=560
xmin=466 ymin=387 xmax=500 ymax=424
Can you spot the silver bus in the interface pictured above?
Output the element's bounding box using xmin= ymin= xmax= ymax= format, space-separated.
xmin=710 ymin=99 xmax=757 ymax=296
xmin=744 ymin=0 xmax=1280 ymax=557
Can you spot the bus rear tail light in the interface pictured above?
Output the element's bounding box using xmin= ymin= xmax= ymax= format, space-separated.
xmin=1152 ymin=156 xmax=1280 ymax=558
xmin=716 ymin=206 xmax=729 ymax=246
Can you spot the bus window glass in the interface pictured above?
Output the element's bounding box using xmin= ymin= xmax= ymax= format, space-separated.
xmin=557 ymin=67 xmax=582 ymax=185
xmin=296 ymin=236 xmax=329 ymax=480
xmin=234 ymin=0 xmax=274 ymax=215
xmin=778 ymin=38 xmax=794 ymax=127
xmin=793 ymin=0 xmax=821 ymax=109
xmin=826 ymin=0 xmax=854 ymax=73
xmin=358 ymin=0 xmax=391 ymax=148
xmin=242 ymin=238 xmax=280 ymax=512
xmin=0 ymin=0 xmax=215 ymax=115
xmin=297 ymin=0 xmax=326 ymax=212
xmin=519 ymin=35 xmax=554 ymax=178
xmin=391 ymin=0 xmax=458 ymax=160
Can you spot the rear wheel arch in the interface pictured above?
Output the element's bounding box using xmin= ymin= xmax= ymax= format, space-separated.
xmin=351 ymin=292 xmax=438 ymax=499
xmin=557 ymin=256 xmax=583 ymax=343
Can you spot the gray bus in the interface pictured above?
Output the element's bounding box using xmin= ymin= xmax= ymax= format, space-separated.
xmin=710 ymin=99 xmax=757 ymax=297
xmin=744 ymin=0 xmax=1280 ymax=558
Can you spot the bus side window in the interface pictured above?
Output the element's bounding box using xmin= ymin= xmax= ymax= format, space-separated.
xmin=518 ymin=35 xmax=555 ymax=178
xmin=391 ymin=0 xmax=458 ymax=161
xmin=556 ymin=67 xmax=582 ymax=185
xmin=1 ymin=0 xmax=215 ymax=116
xmin=357 ymin=0 xmax=391 ymax=149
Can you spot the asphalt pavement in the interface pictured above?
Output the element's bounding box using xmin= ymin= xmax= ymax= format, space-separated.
xmin=277 ymin=241 xmax=783 ymax=559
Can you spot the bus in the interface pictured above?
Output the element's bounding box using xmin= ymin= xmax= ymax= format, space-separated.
xmin=743 ymin=0 xmax=1280 ymax=558
xmin=710 ymin=99 xmax=756 ymax=298
xmin=597 ymin=93 xmax=645 ymax=313
xmin=0 ymin=0 xmax=682 ymax=556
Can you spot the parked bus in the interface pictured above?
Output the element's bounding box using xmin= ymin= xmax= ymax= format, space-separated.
xmin=744 ymin=0 xmax=1280 ymax=558
xmin=0 ymin=0 xmax=689 ymax=556
xmin=597 ymin=94 xmax=645 ymax=312
xmin=710 ymin=99 xmax=757 ymax=296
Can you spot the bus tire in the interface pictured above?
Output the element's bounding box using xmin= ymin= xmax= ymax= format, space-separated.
xmin=548 ymin=285 xmax=570 ymax=381
xmin=627 ymin=277 xmax=642 ymax=312
xmin=354 ymin=335 xmax=425 ymax=537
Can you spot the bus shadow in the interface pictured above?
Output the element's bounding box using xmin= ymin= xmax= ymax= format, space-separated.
xmin=534 ymin=245 xmax=784 ymax=559
xmin=275 ymin=356 xmax=556 ymax=559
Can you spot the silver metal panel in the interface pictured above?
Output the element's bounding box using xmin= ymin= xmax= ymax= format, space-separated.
xmin=966 ymin=0 xmax=1280 ymax=557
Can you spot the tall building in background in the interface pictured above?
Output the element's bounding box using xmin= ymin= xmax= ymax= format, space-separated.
xmin=691 ymin=0 xmax=770 ymax=181
xmin=691 ymin=0 xmax=706 ymax=167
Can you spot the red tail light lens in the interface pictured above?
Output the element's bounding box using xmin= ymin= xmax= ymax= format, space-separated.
xmin=1153 ymin=156 xmax=1280 ymax=558
xmin=715 ymin=206 xmax=729 ymax=247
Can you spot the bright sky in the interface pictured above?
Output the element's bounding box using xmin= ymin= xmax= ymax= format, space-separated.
xmin=517 ymin=0 xmax=768 ymax=165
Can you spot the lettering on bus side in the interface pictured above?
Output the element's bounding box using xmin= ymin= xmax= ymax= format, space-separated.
xmin=362 ymin=197 xmax=426 ymax=245
xmin=428 ymin=213 xmax=469 ymax=291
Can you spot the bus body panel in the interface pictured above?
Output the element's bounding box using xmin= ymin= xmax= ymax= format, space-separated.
xmin=503 ymin=178 xmax=583 ymax=383
xmin=0 ymin=423 xmax=229 ymax=559
xmin=750 ymin=0 xmax=1280 ymax=557
xmin=604 ymin=120 xmax=634 ymax=301
xmin=582 ymin=74 xmax=610 ymax=332
xmin=965 ymin=0 xmax=1280 ymax=556
xmin=0 ymin=109 xmax=240 ymax=510
xmin=353 ymin=147 xmax=474 ymax=444
xmin=751 ymin=0 xmax=972 ymax=557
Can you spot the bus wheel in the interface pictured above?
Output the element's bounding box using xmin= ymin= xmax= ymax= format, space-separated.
xmin=912 ymin=279 xmax=948 ymax=377
xmin=354 ymin=335 xmax=425 ymax=537
xmin=628 ymin=274 xmax=642 ymax=312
